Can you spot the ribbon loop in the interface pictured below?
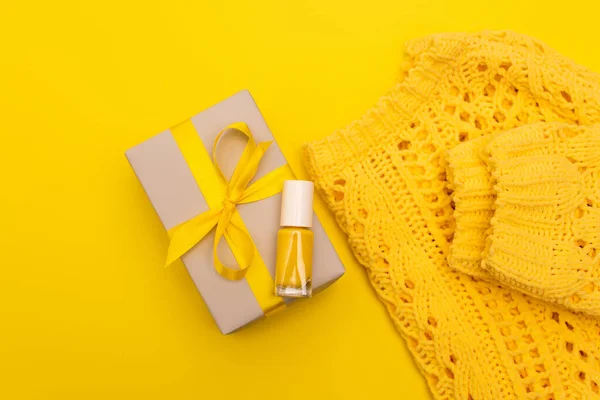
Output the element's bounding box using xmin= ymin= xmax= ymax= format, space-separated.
xmin=165 ymin=122 xmax=295 ymax=282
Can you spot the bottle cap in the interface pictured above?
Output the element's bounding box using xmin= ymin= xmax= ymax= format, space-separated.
xmin=280 ymin=180 xmax=314 ymax=228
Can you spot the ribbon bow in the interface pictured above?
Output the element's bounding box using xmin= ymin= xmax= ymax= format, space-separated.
xmin=165 ymin=122 xmax=292 ymax=280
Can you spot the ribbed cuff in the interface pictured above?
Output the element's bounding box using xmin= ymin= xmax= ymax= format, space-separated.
xmin=446 ymin=135 xmax=496 ymax=279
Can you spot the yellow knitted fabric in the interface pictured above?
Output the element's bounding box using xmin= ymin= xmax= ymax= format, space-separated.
xmin=446 ymin=134 xmax=496 ymax=279
xmin=448 ymin=123 xmax=600 ymax=317
xmin=303 ymin=31 xmax=600 ymax=399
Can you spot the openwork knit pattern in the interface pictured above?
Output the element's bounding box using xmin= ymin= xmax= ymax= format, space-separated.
xmin=448 ymin=123 xmax=600 ymax=318
xmin=303 ymin=31 xmax=600 ymax=399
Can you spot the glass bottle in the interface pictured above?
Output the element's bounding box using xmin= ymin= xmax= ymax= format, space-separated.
xmin=275 ymin=180 xmax=314 ymax=298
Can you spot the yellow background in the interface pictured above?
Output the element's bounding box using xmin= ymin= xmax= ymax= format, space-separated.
xmin=1 ymin=1 xmax=599 ymax=399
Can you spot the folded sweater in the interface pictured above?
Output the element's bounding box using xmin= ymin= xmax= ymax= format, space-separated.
xmin=304 ymin=31 xmax=600 ymax=399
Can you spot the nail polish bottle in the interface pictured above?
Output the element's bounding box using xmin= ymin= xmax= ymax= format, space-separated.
xmin=275 ymin=180 xmax=314 ymax=298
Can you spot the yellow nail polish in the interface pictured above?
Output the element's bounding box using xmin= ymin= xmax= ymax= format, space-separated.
xmin=275 ymin=180 xmax=314 ymax=298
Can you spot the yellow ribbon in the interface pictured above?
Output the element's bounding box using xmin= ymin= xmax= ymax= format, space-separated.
xmin=166 ymin=121 xmax=294 ymax=284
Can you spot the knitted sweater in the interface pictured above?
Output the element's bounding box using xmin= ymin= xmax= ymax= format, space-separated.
xmin=303 ymin=31 xmax=600 ymax=399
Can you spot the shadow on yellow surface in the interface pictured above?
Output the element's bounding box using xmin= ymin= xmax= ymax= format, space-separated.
xmin=1 ymin=1 xmax=599 ymax=399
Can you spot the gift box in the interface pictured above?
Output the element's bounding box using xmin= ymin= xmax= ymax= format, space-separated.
xmin=125 ymin=90 xmax=345 ymax=334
